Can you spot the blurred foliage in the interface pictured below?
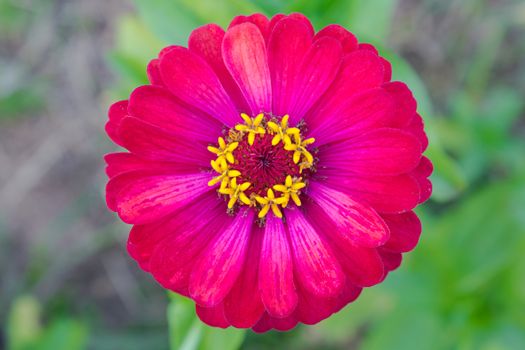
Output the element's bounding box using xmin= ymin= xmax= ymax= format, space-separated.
xmin=167 ymin=293 xmax=245 ymax=350
xmin=7 ymin=295 xmax=88 ymax=350
xmin=2 ymin=0 xmax=524 ymax=349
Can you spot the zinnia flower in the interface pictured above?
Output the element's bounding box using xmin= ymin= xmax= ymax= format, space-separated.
xmin=105 ymin=13 xmax=432 ymax=332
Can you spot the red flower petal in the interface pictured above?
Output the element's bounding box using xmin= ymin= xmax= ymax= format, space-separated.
xmin=196 ymin=303 xmax=229 ymax=328
xmin=407 ymin=113 xmax=429 ymax=151
xmin=107 ymin=171 xmax=212 ymax=224
xmin=287 ymin=37 xmax=342 ymax=124
xmin=379 ymin=249 xmax=403 ymax=272
xmin=118 ymin=117 xmax=210 ymax=166
xmin=314 ymin=24 xmax=358 ymax=54
xmin=333 ymin=281 xmax=362 ymax=313
xmin=286 ymin=209 xmax=344 ymax=297
xmin=259 ymin=215 xmax=298 ymax=318
xmin=381 ymin=57 xmax=392 ymax=82
xmin=104 ymin=152 xmax=193 ymax=179
xmin=223 ymin=225 xmax=265 ymax=328
xmin=383 ymin=82 xmax=417 ymax=127
xmin=188 ymin=24 xmax=249 ymax=112
xmin=268 ymin=13 xmax=314 ymax=38
xmin=189 ymin=210 xmax=254 ymax=307
xmin=268 ymin=17 xmax=312 ymax=117
xmin=319 ymin=128 xmax=422 ymax=176
xmin=128 ymin=85 xmax=222 ymax=140
xmin=381 ymin=211 xmax=422 ymax=253
xmin=318 ymin=172 xmax=421 ymax=214
xmin=411 ymin=156 xmax=433 ymax=203
xmin=159 ymin=46 xmax=239 ymax=126
xmin=295 ymin=287 xmax=338 ymax=325
xmin=307 ymin=182 xmax=390 ymax=248
xmin=305 ymin=49 xmax=385 ymax=126
xmin=310 ymin=88 xmax=393 ymax=143
xmin=105 ymin=100 xmax=128 ymax=146
xmin=335 ymin=243 xmax=385 ymax=287
xmin=146 ymin=59 xmax=163 ymax=86
xmin=147 ymin=200 xmax=228 ymax=295
xmin=127 ymin=191 xmax=223 ymax=273
xmin=229 ymin=13 xmax=270 ymax=42
xmin=223 ymin=23 xmax=272 ymax=115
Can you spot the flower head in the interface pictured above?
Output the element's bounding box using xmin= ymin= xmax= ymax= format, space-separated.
xmin=105 ymin=12 xmax=432 ymax=332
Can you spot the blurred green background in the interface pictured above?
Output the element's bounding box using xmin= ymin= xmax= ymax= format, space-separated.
xmin=1 ymin=0 xmax=524 ymax=349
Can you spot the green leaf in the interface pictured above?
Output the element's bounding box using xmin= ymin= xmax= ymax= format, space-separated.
xmin=342 ymin=0 xmax=398 ymax=43
xmin=360 ymin=310 xmax=447 ymax=350
xmin=198 ymin=326 xmax=245 ymax=350
xmin=35 ymin=319 xmax=88 ymax=350
xmin=167 ymin=293 xmax=245 ymax=350
xmin=7 ymin=295 xmax=42 ymax=350
xmin=132 ymin=0 xmax=264 ymax=45
xmin=6 ymin=296 xmax=88 ymax=350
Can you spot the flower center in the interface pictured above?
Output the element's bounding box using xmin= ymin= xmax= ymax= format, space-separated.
xmin=207 ymin=113 xmax=316 ymax=219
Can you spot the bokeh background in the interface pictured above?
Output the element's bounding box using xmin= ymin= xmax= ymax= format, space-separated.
xmin=1 ymin=0 xmax=524 ymax=349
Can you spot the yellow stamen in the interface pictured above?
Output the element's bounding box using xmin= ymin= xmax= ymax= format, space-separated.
xmin=208 ymin=159 xmax=241 ymax=188
xmin=273 ymin=175 xmax=306 ymax=207
xmin=284 ymin=133 xmax=315 ymax=169
xmin=255 ymin=189 xmax=287 ymax=218
xmin=267 ymin=114 xmax=301 ymax=146
xmin=235 ymin=113 xmax=266 ymax=146
xmin=207 ymin=137 xmax=238 ymax=164
xmin=208 ymin=113 xmax=315 ymax=216
xmin=219 ymin=178 xmax=252 ymax=209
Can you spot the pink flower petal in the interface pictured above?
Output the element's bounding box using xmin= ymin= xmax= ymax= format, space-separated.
xmin=146 ymin=59 xmax=163 ymax=86
xmin=286 ymin=209 xmax=344 ymax=297
xmin=222 ymin=23 xmax=272 ymax=115
xmin=411 ymin=156 xmax=433 ymax=203
xmin=287 ymin=37 xmax=343 ymax=124
xmin=314 ymin=24 xmax=358 ymax=54
xmin=224 ymin=225 xmax=265 ymax=328
xmin=128 ymin=85 xmax=222 ymax=141
xmin=319 ymin=128 xmax=422 ymax=176
xmin=317 ymin=172 xmax=421 ymax=214
xmin=383 ymin=82 xmax=417 ymax=127
xmin=295 ymin=287 xmax=338 ymax=325
xmin=268 ymin=314 xmax=298 ymax=331
xmin=268 ymin=17 xmax=312 ymax=117
xmin=159 ymin=46 xmax=239 ymax=126
xmin=333 ymin=280 xmax=362 ymax=313
xmin=407 ymin=114 xmax=429 ymax=151
xmin=104 ymin=152 xmax=194 ymax=179
xmin=304 ymin=197 xmax=386 ymax=287
xmin=305 ymin=49 xmax=385 ymax=127
xmin=310 ymin=88 xmax=394 ymax=143
xmin=189 ymin=210 xmax=254 ymax=307
xmin=307 ymin=182 xmax=390 ymax=248
xmin=358 ymin=43 xmax=378 ymax=55
xmin=335 ymin=243 xmax=385 ymax=287
xmin=127 ymin=191 xmax=223 ymax=273
xmin=259 ymin=215 xmax=298 ymax=318
xmin=118 ymin=117 xmax=210 ymax=166
xmin=147 ymin=204 xmax=228 ymax=295
xmin=379 ymin=249 xmax=403 ymax=272
xmin=269 ymin=13 xmax=314 ymax=38
xmin=107 ymin=171 xmax=212 ymax=224
xmin=229 ymin=14 xmax=270 ymax=42
xmin=381 ymin=211 xmax=422 ymax=253
xmin=105 ymin=100 xmax=128 ymax=146
xmin=189 ymin=24 xmax=249 ymax=112
xmin=196 ymin=303 xmax=229 ymax=328
xmin=381 ymin=57 xmax=392 ymax=82
xmin=252 ymin=313 xmax=273 ymax=333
